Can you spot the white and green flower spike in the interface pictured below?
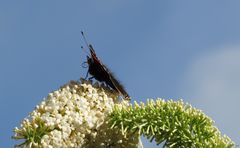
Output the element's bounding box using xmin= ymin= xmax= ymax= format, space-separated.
xmin=13 ymin=79 xmax=235 ymax=148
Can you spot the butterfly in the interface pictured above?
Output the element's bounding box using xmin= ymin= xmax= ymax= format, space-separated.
xmin=81 ymin=32 xmax=130 ymax=100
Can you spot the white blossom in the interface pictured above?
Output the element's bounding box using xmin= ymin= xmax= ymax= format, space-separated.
xmin=13 ymin=80 xmax=142 ymax=148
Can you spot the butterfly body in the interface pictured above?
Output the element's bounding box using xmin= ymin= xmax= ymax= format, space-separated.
xmin=86 ymin=44 xmax=130 ymax=100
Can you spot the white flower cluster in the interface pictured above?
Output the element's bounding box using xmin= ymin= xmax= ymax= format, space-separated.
xmin=14 ymin=80 xmax=141 ymax=148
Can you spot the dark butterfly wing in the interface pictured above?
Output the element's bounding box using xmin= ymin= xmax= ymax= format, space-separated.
xmin=88 ymin=45 xmax=130 ymax=99
xmin=108 ymin=72 xmax=130 ymax=99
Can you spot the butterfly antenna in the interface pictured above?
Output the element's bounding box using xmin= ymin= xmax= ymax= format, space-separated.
xmin=81 ymin=31 xmax=91 ymax=50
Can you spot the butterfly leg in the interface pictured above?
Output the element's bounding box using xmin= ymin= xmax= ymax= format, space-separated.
xmin=105 ymin=82 xmax=111 ymax=88
xmin=88 ymin=76 xmax=94 ymax=80
xmin=85 ymin=70 xmax=89 ymax=79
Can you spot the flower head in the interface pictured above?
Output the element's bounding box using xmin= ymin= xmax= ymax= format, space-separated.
xmin=13 ymin=79 xmax=141 ymax=148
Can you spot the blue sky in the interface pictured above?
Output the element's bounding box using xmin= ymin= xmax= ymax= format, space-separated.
xmin=1 ymin=1 xmax=240 ymax=147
